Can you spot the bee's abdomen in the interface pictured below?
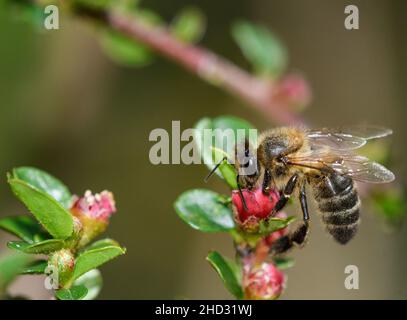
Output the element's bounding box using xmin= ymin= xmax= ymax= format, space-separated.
xmin=314 ymin=174 xmax=361 ymax=245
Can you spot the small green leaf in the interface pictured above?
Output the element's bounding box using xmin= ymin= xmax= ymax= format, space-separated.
xmin=258 ymin=216 xmax=296 ymax=236
xmin=273 ymin=257 xmax=295 ymax=270
xmin=170 ymin=6 xmax=206 ymax=43
xmin=12 ymin=167 xmax=72 ymax=209
xmin=0 ymin=215 xmax=47 ymax=243
xmin=7 ymin=239 xmax=65 ymax=254
xmin=194 ymin=116 xmax=255 ymax=181
xmin=101 ymin=29 xmax=154 ymax=67
xmin=206 ymin=251 xmax=243 ymax=299
xmin=72 ymin=242 xmax=126 ymax=281
xmin=232 ymin=21 xmax=287 ymax=78
xmin=174 ymin=189 xmax=235 ymax=232
xmin=20 ymin=260 xmax=47 ymax=274
xmin=0 ymin=252 xmax=33 ymax=291
xmin=55 ymin=285 xmax=88 ymax=300
xmin=211 ymin=147 xmax=237 ymax=189
xmin=74 ymin=269 xmax=103 ymax=300
xmin=8 ymin=177 xmax=73 ymax=239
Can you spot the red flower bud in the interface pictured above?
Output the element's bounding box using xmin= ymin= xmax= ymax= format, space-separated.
xmin=232 ymin=188 xmax=280 ymax=232
xmin=243 ymin=261 xmax=286 ymax=300
xmin=275 ymin=73 xmax=312 ymax=110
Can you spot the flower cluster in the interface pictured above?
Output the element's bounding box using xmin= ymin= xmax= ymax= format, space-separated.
xmin=232 ymin=186 xmax=289 ymax=300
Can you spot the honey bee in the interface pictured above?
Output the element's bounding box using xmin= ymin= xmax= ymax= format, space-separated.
xmin=206 ymin=125 xmax=395 ymax=251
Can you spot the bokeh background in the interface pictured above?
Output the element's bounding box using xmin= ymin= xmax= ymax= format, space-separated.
xmin=0 ymin=0 xmax=406 ymax=299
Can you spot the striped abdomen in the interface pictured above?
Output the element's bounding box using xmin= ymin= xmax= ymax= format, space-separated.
xmin=313 ymin=174 xmax=360 ymax=244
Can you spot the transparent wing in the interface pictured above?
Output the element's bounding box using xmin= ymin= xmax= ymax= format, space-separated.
xmin=306 ymin=125 xmax=392 ymax=151
xmin=287 ymin=149 xmax=395 ymax=184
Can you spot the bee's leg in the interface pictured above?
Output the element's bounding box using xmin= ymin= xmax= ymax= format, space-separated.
xmin=273 ymin=174 xmax=299 ymax=213
xmin=269 ymin=180 xmax=309 ymax=255
xmin=262 ymin=168 xmax=272 ymax=194
xmin=269 ymin=222 xmax=309 ymax=255
xmin=236 ymin=174 xmax=248 ymax=210
xmin=299 ymin=184 xmax=309 ymax=221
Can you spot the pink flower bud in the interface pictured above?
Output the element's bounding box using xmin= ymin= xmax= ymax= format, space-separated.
xmin=232 ymin=188 xmax=280 ymax=232
xmin=70 ymin=190 xmax=116 ymax=248
xmin=71 ymin=190 xmax=116 ymax=222
xmin=243 ymin=261 xmax=286 ymax=300
xmin=275 ymin=73 xmax=312 ymax=110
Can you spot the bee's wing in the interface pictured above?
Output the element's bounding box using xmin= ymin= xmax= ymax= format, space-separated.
xmin=287 ymin=149 xmax=395 ymax=184
xmin=306 ymin=125 xmax=392 ymax=150
xmin=329 ymin=154 xmax=395 ymax=183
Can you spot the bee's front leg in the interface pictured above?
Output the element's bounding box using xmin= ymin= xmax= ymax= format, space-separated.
xmin=272 ymin=173 xmax=299 ymax=214
xmin=262 ymin=168 xmax=272 ymax=194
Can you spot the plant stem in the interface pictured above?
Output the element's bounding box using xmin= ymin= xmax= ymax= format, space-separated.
xmin=107 ymin=10 xmax=307 ymax=125
xmin=15 ymin=0 xmax=310 ymax=125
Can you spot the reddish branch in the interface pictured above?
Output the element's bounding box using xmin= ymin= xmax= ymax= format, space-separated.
xmin=106 ymin=11 xmax=309 ymax=125
xmin=22 ymin=0 xmax=311 ymax=125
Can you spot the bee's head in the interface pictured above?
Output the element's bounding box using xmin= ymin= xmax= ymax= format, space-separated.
xmin=258 ymin=128 xmax=304 ymax=168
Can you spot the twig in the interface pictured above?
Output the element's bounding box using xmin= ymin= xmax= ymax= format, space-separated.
xmin=107 ymin=11 xmax=308 ymax=125
xmin=16 ymin=0 xmax=311 ymax=125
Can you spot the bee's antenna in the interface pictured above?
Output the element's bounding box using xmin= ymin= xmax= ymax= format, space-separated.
xmin=237 ymin=183 xmax=249 ymax=211
xmin=204 ymin=156 xmax=228 ymax=183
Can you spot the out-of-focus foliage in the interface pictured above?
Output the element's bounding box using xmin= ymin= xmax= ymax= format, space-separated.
xmin=372 ymin=187 xmax=407 ymax=227
xmin=0 ymin=252 xmax=33 ymax=296
xmin=231 ymin=20 xmax=287 ymax=78
xmin=170 ymin=6 xmax=206 ymax=44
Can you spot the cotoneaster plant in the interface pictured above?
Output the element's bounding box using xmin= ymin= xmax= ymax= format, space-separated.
xmin=174 ymin=116 xmax=297 ymax=300
xmin=0 ymin=167 xmax=125 ymax=300
xmin=174 ymin=115 xmax=400 ymax=300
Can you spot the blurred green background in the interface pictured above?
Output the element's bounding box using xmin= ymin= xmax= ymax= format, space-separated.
xmin=0 ymin=0 xmax=406 ymax=299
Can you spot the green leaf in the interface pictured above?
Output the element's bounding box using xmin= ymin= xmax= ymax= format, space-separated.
xmin=8 ymin=177 xmax=73 ymax=239
xmin=73 ymin=0 xmax=113 ymax=10
xmin=0 ymin=252 xmax=33 ymax=291
xmin=20 ymin=260 xmax=47 ymax=274
xmin=7 ymin=239 xmax=65 ymax=254
xmin=174 ymin=189 xmax=235 ymax=232
xmin=55 ymin=285 xmax=88 ymax=300
xmin=194 ymin=116 xmax=255 ymax=181
xmin=80 ymin=238 xmax=119 ymax=252
xmin=232 ymin=21 xmax=287 ymax=78
xmin=211 ymin=147 xmax=237 ymax=189
xmin=273 ymin=257 xmax=295 ymax=270
xmin=170 ymin=6 xmax=206 ymax=43
xmin=72 ymin=242 xmax=126 ymax=281
xmin=206 ymin=251 xmax=243 ymax=299
xmin=372 ymin=188 xmax=407 ymax=226
xmin=0 ymin=215 xmax=47 ymax=243
xmin=74 ymin=269 xmax=103 ymax=300
xmin=12 ymin=167 xmax=72 ymax=209
xmin=258 ymin=216 xmax=296 ymax=236
xmin=101 ymin=29 xmax=154 ymax=67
